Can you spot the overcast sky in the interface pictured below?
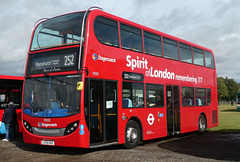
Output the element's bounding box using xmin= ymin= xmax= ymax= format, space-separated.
xmin=0 ymin=0 xmax=239 ymax=81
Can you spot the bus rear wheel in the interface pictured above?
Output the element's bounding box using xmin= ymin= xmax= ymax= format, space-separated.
xmin=124 ymin=120 xmax=140 ymax=149
xmin=198 ymin=114 xmax=206 ymax=133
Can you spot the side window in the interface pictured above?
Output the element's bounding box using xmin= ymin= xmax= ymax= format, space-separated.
xmin=146 ymin=84 xmax=164 ymax=107
xmin=0 ymin=86 xmax=7 ymax=109
xmin=122 ymin=82 xmax=144 ymax=108
xmin=179 ymin=43 xmax=192 ymax=63
xmin=181 ymin=87 xmax=194 ymax=107
xmin=120 ymin=23 xmax=143 ymax=52
xmin=195 ymin=88 xmax=206 ymax=106
xmin=163 ymin=38 xmax=179 ymax=60
xmin=144 ymin=31 xmax=162 ymax=57
xmin=207 ymin=88 xmax=211 ymax=106
xmin=94 ymin=16 xmax=119 ymax=47
xmin=205 ymin=51 xmax=215 ymax=69
xmin=193 ymin=48 xmax=204 ymax=66
xmin=9 ymin=88 xmax=21 ymax=109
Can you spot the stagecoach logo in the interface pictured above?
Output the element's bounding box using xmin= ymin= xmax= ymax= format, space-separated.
xmin=38 ymin=122 xmax=57 ymax=128
xmin=92 ymin=53 xmax=116 ymax=63
xmin=92 ymin=53 xmax=98 ymax=61
xmin=147 ymin=113 xmax=155 ymax=125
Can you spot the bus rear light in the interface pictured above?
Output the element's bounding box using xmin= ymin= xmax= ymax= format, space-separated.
xmin=64 ymin=121 xmax=79 ymax=136
xmin=23 ymin=120 xmax=33 ymax=133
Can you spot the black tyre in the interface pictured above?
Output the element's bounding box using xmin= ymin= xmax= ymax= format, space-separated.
xmin=198 ymin=114 xmax=206 ymax=133
xmin=124 ymin=120 xmax=140 ymax=149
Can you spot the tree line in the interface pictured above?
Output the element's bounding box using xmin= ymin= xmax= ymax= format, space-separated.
xmin=217 ymin=77 xmax=239 ymax=101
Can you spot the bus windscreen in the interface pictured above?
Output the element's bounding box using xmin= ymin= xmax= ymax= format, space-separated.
xmin=23 ymin=75 xmax=81 ymax=117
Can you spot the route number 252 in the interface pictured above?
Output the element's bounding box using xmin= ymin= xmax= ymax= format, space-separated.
xmin=64 ymin=55 xmax=75 ymax=66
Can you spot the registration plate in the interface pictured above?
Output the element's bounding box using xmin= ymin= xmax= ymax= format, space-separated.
xmin=41 ymin=140 xmax=55 ymax=146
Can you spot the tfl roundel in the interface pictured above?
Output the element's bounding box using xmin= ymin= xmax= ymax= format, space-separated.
xmin=147 ymin=113 xmax=155 ymax=125
xmin=92 ymin=53 xmax=97 ymax=61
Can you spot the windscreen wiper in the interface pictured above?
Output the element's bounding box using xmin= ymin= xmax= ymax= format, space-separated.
xmin=25 ymin=74 xmax=49 ymax=84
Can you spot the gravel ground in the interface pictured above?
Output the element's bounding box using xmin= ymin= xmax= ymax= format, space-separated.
xmin=0 ymin=131 xmax=239 ymax=162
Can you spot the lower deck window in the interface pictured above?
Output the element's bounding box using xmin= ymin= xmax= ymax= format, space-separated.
xmin=207 ymin=88 xmax=211 ymax=105
xmin=181 ymin=87 xmax=194 ymax=107
xmin=195 ymin=88 xmax=206 ymax=106
xmin=146 ymin=84 xmax=164 ymax=107
xmin=122 ymin=82 xmax=144 ymax=108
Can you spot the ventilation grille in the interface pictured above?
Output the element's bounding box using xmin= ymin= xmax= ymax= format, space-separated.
xmin=212 ymin=110 xmax=218 ymax=124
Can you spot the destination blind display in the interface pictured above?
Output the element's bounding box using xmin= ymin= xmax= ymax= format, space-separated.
xmin=28 ymin=48 xmax=79 ymax=74
xmin=122 ymin=71 xmax=144 ymax=81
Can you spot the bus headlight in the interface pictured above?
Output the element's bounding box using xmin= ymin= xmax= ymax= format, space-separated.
xmin=23 ymin=120 xmax=33 ymax=133
xmin=64 ymin=121 xmax=79 ymax=136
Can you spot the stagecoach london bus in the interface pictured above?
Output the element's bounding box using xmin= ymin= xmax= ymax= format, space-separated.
xmin=0 ymin=75 xmax=24 ymax=133
xmin=22 ymin=7 xmax=218 ymax=148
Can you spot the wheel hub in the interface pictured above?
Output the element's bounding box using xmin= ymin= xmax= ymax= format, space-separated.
xmin=127 ymin=127 xmax=138 ymax=143
xmin=199 ymin=118 xmax=206 ymax=130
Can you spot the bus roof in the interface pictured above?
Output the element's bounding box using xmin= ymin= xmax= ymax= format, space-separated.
xmin=89 ymin=9 xmax=213 ymax=53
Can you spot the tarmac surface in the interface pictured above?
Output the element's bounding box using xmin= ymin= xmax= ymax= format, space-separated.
xmin=0 ymin=131 xmax=239 ymax=161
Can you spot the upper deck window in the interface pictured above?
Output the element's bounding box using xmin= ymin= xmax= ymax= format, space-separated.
xmin=144 ymin=31 xmax=162 ymax=57
xmin=31 ymin=12 xmax=85 ymax=51
xmin=179 ymin=43 xmax=192 ymax=64
xmin=94 ymin=16 xmax=119 ymax=47
xmin=163 ymin=38 xmax=179 ymax=60
xmin=120 ymin=23 xmax=143 ymax=52
xmin=193 ymin=47 xmax=204 ymax=66
xmin=204 ymin=51 xmax=215 ymax=69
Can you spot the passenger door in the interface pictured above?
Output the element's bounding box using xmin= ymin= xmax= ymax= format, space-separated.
xmin=86 ymin=79 xmax=118 ymax=145
xmin=166 ymin=85 xmax=180 ymax=134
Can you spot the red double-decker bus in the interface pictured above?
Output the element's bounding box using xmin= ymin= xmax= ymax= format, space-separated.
xmin=0 ymin=75 xmax=24 ymax=133
xmin=22 ymin=7 xmax=218 ymax=148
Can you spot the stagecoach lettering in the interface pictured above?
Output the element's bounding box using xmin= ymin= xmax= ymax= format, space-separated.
xmin=97 ymin=55 xmax=116 ymax=63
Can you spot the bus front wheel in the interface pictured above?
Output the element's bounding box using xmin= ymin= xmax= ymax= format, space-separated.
xmin=124 ymin=120 xmax=140 ymax=149
xmin=198 ymin=114 xmax=206 ymax=133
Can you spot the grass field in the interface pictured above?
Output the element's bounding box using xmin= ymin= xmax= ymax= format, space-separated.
xmin=209 ymin=104 xmax=240 ymax=133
